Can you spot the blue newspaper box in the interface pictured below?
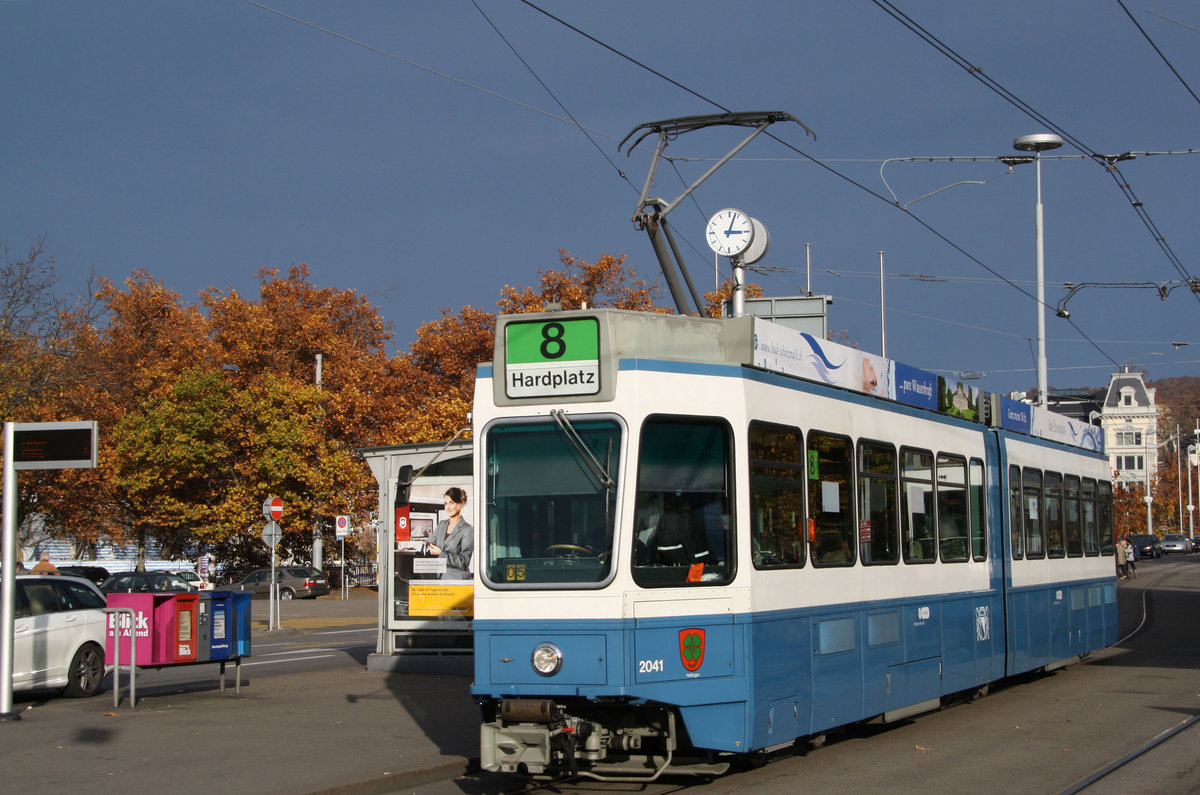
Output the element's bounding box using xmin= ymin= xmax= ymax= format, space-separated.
xmin=228 ymin=590 xmax=252 ymax=658
xmin=207 ymin=591 xmax=233 ymax=661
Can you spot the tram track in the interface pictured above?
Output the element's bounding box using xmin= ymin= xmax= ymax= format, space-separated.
xmin=1057 ymin=712 xmax=1200 ymax=795
xmin=1057 ymin=564 xmax=1200 ymax=794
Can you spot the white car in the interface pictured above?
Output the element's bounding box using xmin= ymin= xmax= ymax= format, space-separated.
xmin=173 ymin=570 xmax=212 ymax=590
xmin=10 ymin=573 xmax=109 ymax=697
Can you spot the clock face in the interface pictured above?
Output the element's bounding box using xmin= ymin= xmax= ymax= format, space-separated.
xmin=706 ymin=209 xmax=754 ymax=256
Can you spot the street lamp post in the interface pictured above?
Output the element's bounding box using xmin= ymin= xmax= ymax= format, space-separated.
xmin=1145 ymin=431 xmax=1154 ymax=535
xmin=1014 ymin=133 xmax=1064 ymax=408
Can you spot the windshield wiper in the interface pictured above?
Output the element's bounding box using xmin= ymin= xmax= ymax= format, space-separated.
xmin=549 ymin=409 xmax=614 ymax=489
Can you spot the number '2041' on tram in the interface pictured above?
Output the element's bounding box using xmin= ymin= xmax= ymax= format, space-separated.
xmin=471 ymin=309 xmax=1116 ymax=779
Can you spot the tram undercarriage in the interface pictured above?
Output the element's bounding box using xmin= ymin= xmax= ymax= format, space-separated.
xmin=479 ymin=697 xmax=731 ymax=781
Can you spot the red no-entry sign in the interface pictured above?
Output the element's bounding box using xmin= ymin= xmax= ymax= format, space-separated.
xmin=262 ymin=496 xmax=283 ymax=521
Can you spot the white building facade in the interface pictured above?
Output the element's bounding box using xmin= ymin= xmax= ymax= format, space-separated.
xmin=1101 ymin=370 xmax=1159 ymax=488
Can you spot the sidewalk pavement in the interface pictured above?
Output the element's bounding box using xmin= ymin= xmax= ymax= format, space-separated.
xmin=1 ymin=590 xmax=478 ymax=795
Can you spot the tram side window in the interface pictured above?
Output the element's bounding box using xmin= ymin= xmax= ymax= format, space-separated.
xmin=901 ymin=448 xmax=936 ymax=564
xmin=1064 ymin=475 xmax=1083 ymax=557
xmin=936 ymin=454 xmax=969 ymax=563
xmin=1023 ymin=468 xmax=1045 ymax=558
xmin=750 ymin=422 xmax=806 ymax=569
xmin=808 ymin=432 xmax=855 ymax=567
xmin=970 ymin=458 xmax=986 ymax=561
xmin=1098 ymin=481 xmax=1114 ymax=555
xmin=1009 ymin=464 xmax=1024 ymax=560
xmin=632 ymin=416 xmax=734 ymax=587
xmin=858 ymin=440 xmax=899 ymax=565
xmin=1045 ymin=472 xmax=1064 ymax=558
xmin=1082 ymin=478 xmax=1099 ymax=556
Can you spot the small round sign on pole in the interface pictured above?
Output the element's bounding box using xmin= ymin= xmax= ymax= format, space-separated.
xmin=262 ymin=520 xmax=282 ymax=547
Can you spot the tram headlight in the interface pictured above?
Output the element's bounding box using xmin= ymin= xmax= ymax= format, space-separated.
xmin=531 ymin=642 xmax=563 ymax=676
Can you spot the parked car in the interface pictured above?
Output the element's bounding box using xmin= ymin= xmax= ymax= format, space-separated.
xmin=99 ymin=570 xmax=196 ymax=594
xmin=8 ymin=572 xmax=109 ymax=697
xmin=1129 ymin=534 xmax=1162 ymax=559
xmin=1193 ymin=536 xmax=1200 ymax=553
xmin=233 ymin=567 xmax=329 ymax=600
xmin=172 ymin=570 xmax=212 ymax=590
xmin=1160 ymin=533 xmax=1192 ymax=554
xmin=55 ymin=565 xmax=110 ymax=587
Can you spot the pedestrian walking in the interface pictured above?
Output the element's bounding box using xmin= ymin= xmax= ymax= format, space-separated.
xmin=1115 ymin=538 xmax=1128 ymax=579
xmin=1123 ymin=537 xmax=1138 ymax=579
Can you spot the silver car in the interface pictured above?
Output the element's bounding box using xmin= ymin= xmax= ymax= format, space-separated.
xmin=9 ymin=573 xmax=109 ymax=697
xmin=1160 ymin=533 xmax=1192 ymax=554
xmin=234 ymin=567 xmax=330 ymax=600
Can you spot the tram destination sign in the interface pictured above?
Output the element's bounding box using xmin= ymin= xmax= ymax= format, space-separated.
xmin=11 ymin=421 xmax=98 ymax=470
xmin=504 ymin=317 xmax=600 ymax=399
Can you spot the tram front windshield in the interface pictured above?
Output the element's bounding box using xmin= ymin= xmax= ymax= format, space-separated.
xmin=482 ymin=418 xmax=621 ymax=586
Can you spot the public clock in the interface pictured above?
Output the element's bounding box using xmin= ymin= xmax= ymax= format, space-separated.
xmin=705 ymin=208 xmax=754 ymax=257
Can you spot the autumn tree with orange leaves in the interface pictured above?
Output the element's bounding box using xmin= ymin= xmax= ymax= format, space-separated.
xmin=17 ymin=248 xmax=677 ymax=574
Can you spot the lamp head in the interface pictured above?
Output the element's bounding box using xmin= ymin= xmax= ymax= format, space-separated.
xmin=1014 ymin=133 xmax=1064 ymax=153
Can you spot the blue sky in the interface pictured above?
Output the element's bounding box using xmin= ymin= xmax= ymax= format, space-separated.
xmin=4 ymin=1 xmax=1199 ymax=399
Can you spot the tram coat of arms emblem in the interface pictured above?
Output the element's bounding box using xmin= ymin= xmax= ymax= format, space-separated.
xmin=679 ymin=628 xmax=705 ymax=672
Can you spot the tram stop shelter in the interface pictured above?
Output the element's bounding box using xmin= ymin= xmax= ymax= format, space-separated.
xmin=360 ymin=439 xmax=473 ymax=675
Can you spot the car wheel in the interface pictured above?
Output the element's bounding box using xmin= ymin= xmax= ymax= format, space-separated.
xmin=280 ymin=588 xmax=295 ymax=600
xmin=65 ymin=643 xmax=105 ymax=698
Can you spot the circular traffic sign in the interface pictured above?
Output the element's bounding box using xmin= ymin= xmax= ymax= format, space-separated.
xmin=262 ymin=520 xmax=282 ymax=547
xmin=262 ymin=496 xmax=284 ymax=521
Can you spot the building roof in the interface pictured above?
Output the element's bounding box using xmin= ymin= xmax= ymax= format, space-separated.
xmin=1103 ymin=372 xmax=1155 ymax=409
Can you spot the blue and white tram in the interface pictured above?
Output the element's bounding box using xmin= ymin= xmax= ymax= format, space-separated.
xmin=471 ymin=309 xmax=1116 ymax=779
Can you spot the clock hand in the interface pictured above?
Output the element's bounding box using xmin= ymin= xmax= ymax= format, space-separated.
xmin=726 ymin=214 xmax=737 ymax=235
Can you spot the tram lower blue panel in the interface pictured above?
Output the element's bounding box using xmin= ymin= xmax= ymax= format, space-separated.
xmin=1005 ymin=579 xmax=1117 ymax=676
xmin=474 ymin=583 xmax=1114 ymax=756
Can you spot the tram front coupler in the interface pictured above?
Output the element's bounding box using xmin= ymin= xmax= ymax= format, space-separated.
xmin=480 ymin=697 xmax=676 ymax=778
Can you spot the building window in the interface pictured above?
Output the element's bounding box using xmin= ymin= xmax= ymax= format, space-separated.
xmin=1115 ymin=431 xmax=1142 ymax=446
xmin=1120 ymin=455 xmax=1144 ymax=471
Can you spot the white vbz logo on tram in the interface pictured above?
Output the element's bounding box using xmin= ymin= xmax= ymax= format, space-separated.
xmin=917 ymin=605 xmax=931 ymax=620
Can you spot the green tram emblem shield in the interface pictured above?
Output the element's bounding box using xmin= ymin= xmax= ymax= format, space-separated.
xmin=504 ymin=317 xmax=600 ymax=399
